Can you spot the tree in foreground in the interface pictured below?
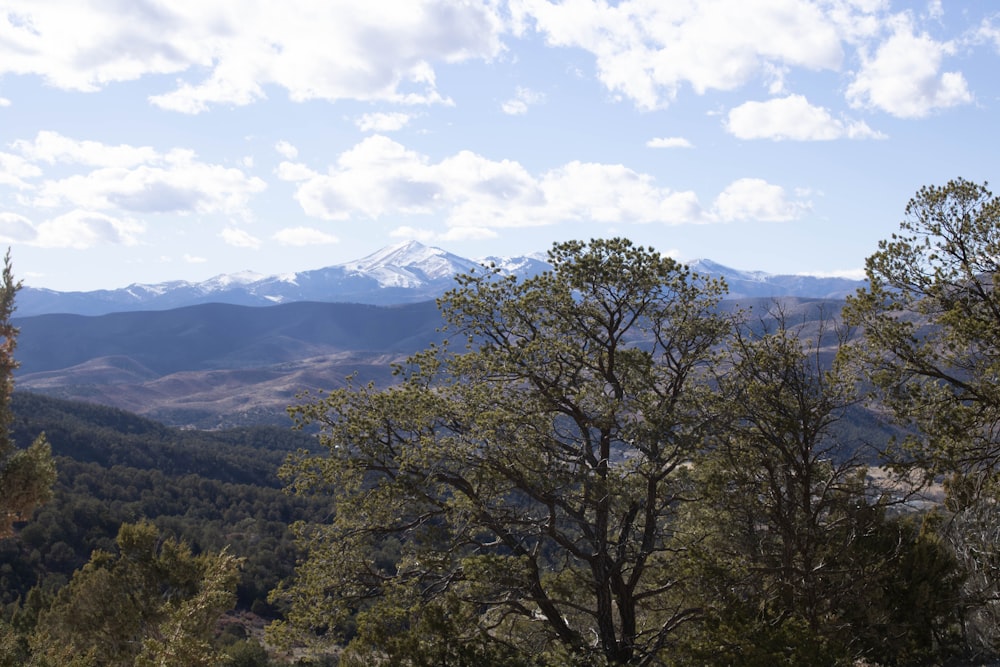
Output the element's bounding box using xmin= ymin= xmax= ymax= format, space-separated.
xmin=682 ymin=308 xmax=962 ymax=665
xmin=843 ymin=178 xmax=1000 ymax=487
xmin=30 ymin=520 xmax=242 ymax=667
xmin=843 ymin=178 xmax=1000 ymax=659
xmin=0 ymin=251 xmax=55 ymax=538
xmin=271 ymin=239 xmax=730 ymax=665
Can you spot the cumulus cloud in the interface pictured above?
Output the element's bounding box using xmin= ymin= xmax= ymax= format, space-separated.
xmin=846 ymin=14 xmax=972 ymax=118
xmin=286 ymin=135 xmax=808 ymax=232
xmin=356 ymin=112 xmax=412 ymax=132
xmin=976 ymin=16 xmax=1000 ymax=51
xmin=220 ymin=227 xmax=261 ymax=249
xmin=501 ymin=87 xmax=544 ymax=115
xmin=276 ymin=161 xmax=317 ymax=182
xmin=0 ymin=97 xmax=10 ymax=107
xmin=274 ymin=141 xmax=298 ymax=160
xmin=646 ymin=137 xmax=693 ymax=148
xmin=35 ymin=210 xmax=144 ymax=248
xmin=272 ymin=226 xmax=338 ymax=246
xmin=0 ymin=204 xmax=145 ymax=250
xmin=12 ymin=130 xmax=158 ymax=167
xmin=512 ymin=0 xmax=850 ymax=109
xmin=0 ymin=151 xmax=43 ymax=189
xmin=0 ymin=212 xmax=37 ymax=243
xmin=726 ymin=95 xmax=885 ymax=140
xmin=10 ymin=132 xmax=266 ymax=216
xmin=0 ymin=0 xmax=504 ymax=112
xmin=711 ymin=178 xmax=810 ymax=222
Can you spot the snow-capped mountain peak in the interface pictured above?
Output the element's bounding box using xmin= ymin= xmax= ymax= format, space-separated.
xmin=340 ymin=240 xmax=481 ymax=288
xmin=687 ymin=258 xmax=770 ymax=282
xmin=202 ymin=270 xmax=266 ymax=290
xmin=16 ymin=242 xmax=865 ymax=317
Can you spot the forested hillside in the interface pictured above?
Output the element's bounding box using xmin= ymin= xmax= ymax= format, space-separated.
xmin=14 ymin=299 xmax=446 ymax=428
xmin=1 ymin=392 xmax=324 ymax=626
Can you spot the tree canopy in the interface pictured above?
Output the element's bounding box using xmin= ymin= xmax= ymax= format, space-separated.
xmin=843 ymin=177 xmax=1000 ymax=658
xmin=0 ymin=251 xmax=55 ymax=538
xmin=272 ymin=238 xmax=730 ymax=665
xmin=843 ymin=178 xmax=1000 ymax=487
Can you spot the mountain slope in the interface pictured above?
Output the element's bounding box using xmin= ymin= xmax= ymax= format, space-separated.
xmin=12 ymin=295 xmax=859 ymax=429
xmin=18 ymin=240 xmax=550 ymax=316
xmin=14 ymin=300 xmax=447 ymax=427
xmin=18 ymin=241 xmax=862 ymax=316
xmin=687 ymin=259 xmax=864 ymax=300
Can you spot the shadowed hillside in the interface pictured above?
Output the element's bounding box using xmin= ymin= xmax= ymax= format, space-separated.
xmin=14 ymin=299 xmax=447 ymax=427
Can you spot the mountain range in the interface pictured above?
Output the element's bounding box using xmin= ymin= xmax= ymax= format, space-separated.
xmin=17 ymin=240 xmax=864 ymax=317
xmin=11 ymin=241 xmax=867 ymax=427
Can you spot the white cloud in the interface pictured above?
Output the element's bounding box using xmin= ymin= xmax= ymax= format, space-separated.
xmin=220 ymin=227 xmax=261 ymax=249
xmin=646 ymin=137 xmax=693 ymax=149
xmin=0 ymin=208 xmax=145 ymax=248
xmin=12 ymin=131 xmax=157 ymax=167
xmin=711 ymin=178 xmax=810 ymax=222
xmin=0 ymin=97 xmax=10 ymax=107
xmin=183 ymin=254 xmax=207 ymax=264
xmin=35 ymin=210 xmax=144 ymax=248
xmin=0 ymin=212 xmax=37 ymax=242
xmin=0 ymin=0 xmax=504 ymax=112
xmin=976 ymin=21 xmax=999 ymax=50
xmin=13 ymin=135 xmax=266 ymax=216
xmin=726 ymin=95 xmax=885 ymax=140
xmin=512 ymin=0 xmax=851 ymax=109
xmin=276 ymin=161 xmax=317 ymax=182
xmin=272 ymin=226 xmax=338 ymax=246
xmin=287 ymin=135 xmax=808 ymax=232
xmin=0 ymin=151 xmax=43 ymax=189
xmin=356 ymin=112 xmax=412 ymax=132
xmin=501 ymin=87 xmax=544 ymax=115
xmin=274 ymin=141 xmax=298 ymax=160
xmin=846 ymin=14 xmax=971 ymax=118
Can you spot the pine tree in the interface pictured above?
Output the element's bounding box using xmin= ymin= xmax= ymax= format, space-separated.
xmin=0 ymin=250 xmax=55 ymax=538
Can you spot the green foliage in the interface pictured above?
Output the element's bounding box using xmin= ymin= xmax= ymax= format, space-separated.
xmin=221 ymin=639 xmax=273 ymax=667
xmin=0 ymin=251 xmax=55 ymax=538
xmin=673 ymin=307 xmax=957 ymax=665
xmin=274 ymin=238 xmax=730 ymax=665
xmin=843 ymin=177 xmax=1000 ymax=484
xmin=0 ymin=392 xmax=323 ymax=621
xmin=843 ymin=177 xmax=1000 ymax=661
xmin=30 ymin=520 xmax=241 ymax=666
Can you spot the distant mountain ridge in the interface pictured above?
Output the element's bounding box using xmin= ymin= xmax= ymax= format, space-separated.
xmin=17 ymin=240 xmax=864 ymax=316
xmin=685 ymin=259 xmax=865 ymax=301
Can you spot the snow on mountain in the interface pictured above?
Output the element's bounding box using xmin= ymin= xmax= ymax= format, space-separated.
xmin=15 ymin=241 xmax=866 ymax=317
xmin=687 ymin=258 xmax=864 ymax=300
xmin=687 ymin=259 xmax=771 ymax=283
xmin=202 ymin=270 xmax=266 ymax=289
xmin=342 ymin=239 xmax=481 ymax=288
xmin=478 ymin=253 xmax=551 ymax=276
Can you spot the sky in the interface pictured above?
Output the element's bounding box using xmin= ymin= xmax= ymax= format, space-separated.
xmin=1 ymin=0 xmax=998 ymax=292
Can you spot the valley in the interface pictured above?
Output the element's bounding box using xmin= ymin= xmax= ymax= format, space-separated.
xmin=14 ymin=300 xmax=446 ymax=427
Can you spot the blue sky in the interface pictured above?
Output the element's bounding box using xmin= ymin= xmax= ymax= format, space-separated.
xmin=1 ymin=0 xmax=997 ymax=291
